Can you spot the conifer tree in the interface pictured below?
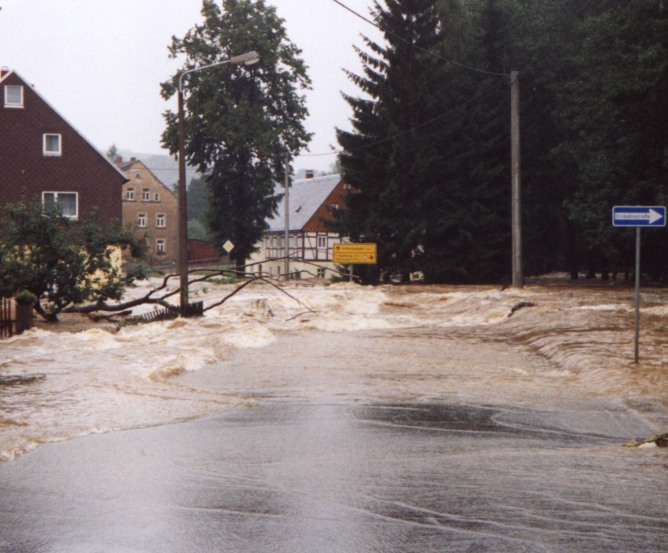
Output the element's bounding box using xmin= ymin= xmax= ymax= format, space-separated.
xmin=420 ymin=0 xmax=511 ymax=283
xmin=336 ymin=0 xmax=455 ymax=283
xmin=558 ymin=0 xmax=668 ymax=278
xmin=337 ymin=0 xmax=517 ymax=283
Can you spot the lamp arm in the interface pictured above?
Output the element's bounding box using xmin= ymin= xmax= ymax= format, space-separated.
xmin=177 ymin=51 xmax=259 ymax=92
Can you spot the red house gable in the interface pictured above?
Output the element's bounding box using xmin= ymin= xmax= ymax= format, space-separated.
xmin=302 ymin=179 xmax=349 ymax=233
xmin=0 ymin=69 xmax=127 ymax=222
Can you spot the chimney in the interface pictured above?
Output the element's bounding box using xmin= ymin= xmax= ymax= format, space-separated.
xmin=305 ymin=170 xmax=315 ymax=179
xmin=0 ymin=67 xmax=9 ymax=79
xmin=115 ymin=156 xmax=123 ymax=167
xmin=130 ymin=157 xmax=136 ymax=162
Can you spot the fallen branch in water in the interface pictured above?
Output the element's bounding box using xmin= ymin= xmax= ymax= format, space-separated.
xmin=62 ymin=263 xmax=325 ymax=318
xmin=203 ymin=275 xmax=316 ymax=315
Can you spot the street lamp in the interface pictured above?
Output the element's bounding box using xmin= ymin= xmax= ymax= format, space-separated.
xmin=177 ymin=50 xmax=260 ymax=316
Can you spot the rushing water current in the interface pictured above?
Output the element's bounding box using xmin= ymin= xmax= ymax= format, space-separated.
xmin=0 ymin=277 xmax=667 ymax=551
xmin=1 ymin=278 xmax=667 ymax=461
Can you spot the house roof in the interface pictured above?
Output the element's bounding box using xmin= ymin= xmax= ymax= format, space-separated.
xmin=267 ymin=174 xmax=342 ymax=232
xmin=119 ymin=158 xmax=176 ymax=197
xmin=0 ymin=68 xmax=128 ymax=182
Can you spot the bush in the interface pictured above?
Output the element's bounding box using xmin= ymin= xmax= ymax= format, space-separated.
xmin=0 ymin=201 xmax=146 ymax=320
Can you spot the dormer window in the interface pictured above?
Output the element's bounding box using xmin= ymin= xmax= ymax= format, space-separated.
xmin=4 ymin=85 xmax=24 ymax=108
xmin=43 ymin=134 xmax=62 ymax=156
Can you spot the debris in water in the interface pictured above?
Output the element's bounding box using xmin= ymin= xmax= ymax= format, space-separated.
xmin=624 ymin=433 xmax=668 ymax=448
xmin=508 ymin=301 xmax=536 ymax=317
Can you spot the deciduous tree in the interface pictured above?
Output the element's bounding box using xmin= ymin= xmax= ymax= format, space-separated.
xmin=0 ymin=202 xmax=145 ymax=321
xmin=161 ymin=0 xmax=312 ymax=269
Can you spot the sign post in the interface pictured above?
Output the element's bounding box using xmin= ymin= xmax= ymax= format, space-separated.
xmin=333 ymin=243 xmax=377 ymax=282
xmin=612 ymin=206 xmax=666 ymax=362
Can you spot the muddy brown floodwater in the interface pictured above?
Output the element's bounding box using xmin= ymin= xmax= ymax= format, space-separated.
xmin=0 ymin=278 xmax=666 ymax=551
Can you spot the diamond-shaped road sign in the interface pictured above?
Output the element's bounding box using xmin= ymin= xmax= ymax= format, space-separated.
xmin=612 ymin=206 xmax=666 ymax=227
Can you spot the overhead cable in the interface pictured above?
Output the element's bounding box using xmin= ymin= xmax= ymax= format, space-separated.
xmin=330 ymin=0 xmax=509 ymax=77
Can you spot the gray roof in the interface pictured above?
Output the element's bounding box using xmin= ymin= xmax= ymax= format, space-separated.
xmin=267 ymin=174 xmax=341 ymax=232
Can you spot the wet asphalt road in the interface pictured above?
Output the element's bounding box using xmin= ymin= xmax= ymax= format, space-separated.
xmin=0 ymin=402 xmax=666 ymax=552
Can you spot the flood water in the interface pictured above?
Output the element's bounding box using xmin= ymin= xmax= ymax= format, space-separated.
xmin=0 ymin=278 xmax=666 ymax=551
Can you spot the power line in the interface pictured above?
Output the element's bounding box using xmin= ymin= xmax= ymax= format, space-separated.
xmin=330 ymin=0 xmax=509 ymax=77
xmin=300 ymin=78 xmax=503 ymax=158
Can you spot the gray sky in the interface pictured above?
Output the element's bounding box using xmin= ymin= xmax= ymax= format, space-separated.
xmin=0 ymin=0 xmax=382 ymax=172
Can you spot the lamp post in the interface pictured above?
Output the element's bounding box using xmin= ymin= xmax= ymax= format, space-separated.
xmin=177 ymin=51 xmax=260 ymax=316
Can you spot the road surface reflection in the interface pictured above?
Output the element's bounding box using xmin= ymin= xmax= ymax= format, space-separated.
xmin=0 ymin=403 xmax=665 ymax=552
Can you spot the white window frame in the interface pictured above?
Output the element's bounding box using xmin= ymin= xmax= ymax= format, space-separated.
xmin=42 ymin=191 xmax=79 ymax=220
xmin=156 ymin=213 xmax=166 ymax=228
xmin=153 ymin=192 xmax=160 ymax=202
xmin=4 ymin=85 xmax=24 ymax=108
xmin=43 ymin=133 xmax=62 ymax=156
xmin=156 ymin=239 xmax=166 ymax=254
xmin=126 ymin=188 xmax=135 ymax=201
xmin=137 ymin=213 xmax=147 ymax=228
xmin=142 ymin=189 xmax=150 ymax=201
xmin=317 ymin=235 xmax=327 ymax=249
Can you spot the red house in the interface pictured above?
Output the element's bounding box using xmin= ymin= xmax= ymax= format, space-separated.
xmin=188 ymin=239 xmax=227 ymax=266
xmin=0 ymin=68 xmax=127 ymax=222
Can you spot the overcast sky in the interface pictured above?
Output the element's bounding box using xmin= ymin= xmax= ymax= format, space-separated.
xmin=0 ymin=0 xmax=382 ymax=172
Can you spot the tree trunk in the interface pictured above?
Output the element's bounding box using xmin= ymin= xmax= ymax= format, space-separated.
xmin=235 ymin=257 xmax=246 ymax=278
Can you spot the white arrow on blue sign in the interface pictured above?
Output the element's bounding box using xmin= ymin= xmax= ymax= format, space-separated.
xmin=612 ymin=206 xmax=666 ymax=227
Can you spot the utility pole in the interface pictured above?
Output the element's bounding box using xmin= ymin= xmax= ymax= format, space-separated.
xmin=284 ymin=152 xmax=290 ymax=279
xmin=510 ymin=70 xmax=523 ymax=288
xmin=177 ymin=87 xmax=189 ymax=314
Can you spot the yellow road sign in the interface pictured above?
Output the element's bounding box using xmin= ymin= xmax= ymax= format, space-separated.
xmin=333 ymin=243 xmax=377 ymax=264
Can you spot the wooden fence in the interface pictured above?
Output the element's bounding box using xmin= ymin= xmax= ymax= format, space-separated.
xmin=0 ymin=298 xmax=204 ymax=337
xmin=129 ymin=301 xmax=204 ymax=325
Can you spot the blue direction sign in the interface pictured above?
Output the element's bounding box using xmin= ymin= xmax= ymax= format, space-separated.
xmin=612 ymin=206 xmax=666 ymax=227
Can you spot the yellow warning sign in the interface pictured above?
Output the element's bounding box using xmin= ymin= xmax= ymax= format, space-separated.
xmin=333 ymin=243 xmax=377 ymax=264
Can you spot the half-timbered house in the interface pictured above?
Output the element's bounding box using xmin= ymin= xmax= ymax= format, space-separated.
xmin=249 ymin=173 xmax=350 ymax=279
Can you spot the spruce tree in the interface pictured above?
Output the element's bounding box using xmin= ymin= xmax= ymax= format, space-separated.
xmin=338 ymin=0 xmax=519 ymax=283
xmin=337 ymin=0 xmax=455 ymax=283
xmin=420 ymin=0 xmax=512 ymax=283
xmin=558 ymin=0 xmax=668 ymax=279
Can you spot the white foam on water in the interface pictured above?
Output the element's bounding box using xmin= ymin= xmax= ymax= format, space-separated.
xmin=1 ymin=278 xmax=666 ymax=462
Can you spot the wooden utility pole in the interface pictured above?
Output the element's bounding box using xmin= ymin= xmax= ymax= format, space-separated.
xmin=177 ymin=87 xmax=189 ymax=314
xmin=510 ymin=70 xmax=523 ymax=288
xmin=284 ymin=152 xmax=290 ymax=278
